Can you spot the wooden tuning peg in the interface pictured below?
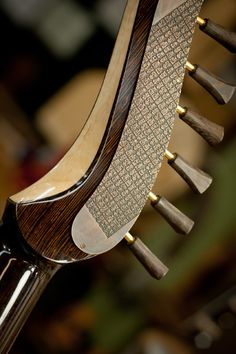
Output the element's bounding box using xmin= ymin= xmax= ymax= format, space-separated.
xmin=125 ymin=233 xmax=168 ymax=280
xmin=185 ymin=61 xmax=236 ymax=104
xmin=177 ymin=105 xmax=224 ymax=146
xmin=164 ymin=150 xmax=213 ymax=194
xmin=197 ymin=17 xmax=236 ymax=53
xmin=149 ymin=192 xmax=194 ymax=235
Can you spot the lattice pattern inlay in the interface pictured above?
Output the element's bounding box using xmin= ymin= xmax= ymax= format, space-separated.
xmin=86 ymin=0 xmax=203 ymax=237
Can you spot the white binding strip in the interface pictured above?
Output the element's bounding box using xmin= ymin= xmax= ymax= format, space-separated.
xmin=153 ymin=0 xmax=187 ymax=25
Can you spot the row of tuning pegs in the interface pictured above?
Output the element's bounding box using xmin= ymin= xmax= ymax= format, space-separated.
xmin=124 ymin=15 xmax=236 ymax=280
xmin=124 ymin=146 xmax=213 ymax=279
xmin=124 ymin=144 xmax=214 ymax=279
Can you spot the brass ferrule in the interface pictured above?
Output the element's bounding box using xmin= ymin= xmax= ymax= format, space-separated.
xmin=164 ymin=149 xmax=175 ymax=161
xmin=185 ymin=61 xmax=196 ymax=73
xmin=197 ymin=16 xmax=206 ymax=27
xmin=148 ymin=191 xmax=159 ymax=203
xmin=176 ymin=105 xmax=187 ymax=117
xmin=125 ymin=232 xmax=135 ymax=244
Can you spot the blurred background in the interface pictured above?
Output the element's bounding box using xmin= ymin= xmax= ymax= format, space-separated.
xmin=0 ymin=0 xmax=236 ymax=353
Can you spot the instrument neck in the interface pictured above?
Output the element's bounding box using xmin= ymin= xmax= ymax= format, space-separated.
xmin=0 ymin=222 xmax=60 ymax=353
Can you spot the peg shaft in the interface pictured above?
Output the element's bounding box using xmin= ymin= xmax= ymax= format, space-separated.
xmin=186 ymin=61 xmax=236 ymax=104
xmin=197 ymin=17 xmax=236 ymax=53
xmin=194 ymin=312 xmax=222 ymax=340
xmin=177 ymin=105 xmax=224 ymax=146
xmin=125 ymin=233 xmax=168 ymax=280
xmin=149 ymin=193 xmax=194 ymax=235
xmin=165 ymin=150 xmax=213 ymax=194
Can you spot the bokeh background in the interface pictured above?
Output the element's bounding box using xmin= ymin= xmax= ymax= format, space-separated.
xmin=1 ymin=0 xmax=236 ymax=353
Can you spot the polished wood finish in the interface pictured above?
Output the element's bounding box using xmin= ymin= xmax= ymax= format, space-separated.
xmin=8 ymin=0 xmax=159 ymax=263
xmin=126 ymin=237 xmax=168 ymax=279
xmin=188 ymin=64 xmax=236 ymax=104
xmin=168 ymin=153 xmax=213 ymax=194
xmin=178 ymin=107 xmax=224 ymax=146
xmin=199 ymin=18 xmax=236 ymax=53
xmin=0 ymin=222 xmax=59 ymax=353
xmin=151 ymin=195 xmax=194 ymax=235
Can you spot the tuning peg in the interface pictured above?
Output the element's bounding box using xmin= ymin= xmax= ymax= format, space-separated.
xmin=197 ymin=17 xmax=236 ymax=53
xmin=125 ymin=233 xmax=168 ymax=280
xmin=185 ymin=61 xmax=236 ymax=104
xmin=149 ymin=192 xmax=194 ymax=235
xmin=177 ymin=105 xmax=224 ymax=146
xmin=164 ymin=150 xmax=213 ymax=194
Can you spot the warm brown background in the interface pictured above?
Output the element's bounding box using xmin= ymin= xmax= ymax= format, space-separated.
xmin=1 ymin=0 xmax=236 ymax=353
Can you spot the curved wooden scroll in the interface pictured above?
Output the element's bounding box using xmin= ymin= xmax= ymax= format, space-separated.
xmin=1 ymin=1 xmax=207 ymax=350
xmin=3 ymin=0 xmax=204 ymax=263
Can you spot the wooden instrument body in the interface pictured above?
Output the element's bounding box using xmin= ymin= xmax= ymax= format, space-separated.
xmin=5 ymin=0 xmax=202 ymax=262
xmin=0 ymin=0 xmax=205 ymax=351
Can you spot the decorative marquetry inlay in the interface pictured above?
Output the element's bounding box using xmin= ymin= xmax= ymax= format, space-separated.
xmin=84 ymin=0 xmax=203 ymax=240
